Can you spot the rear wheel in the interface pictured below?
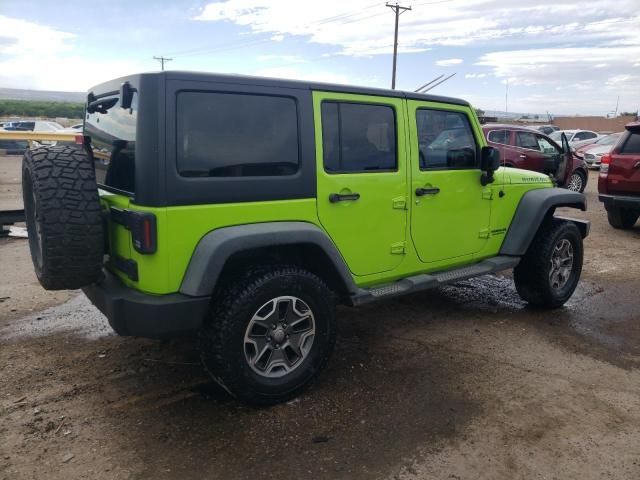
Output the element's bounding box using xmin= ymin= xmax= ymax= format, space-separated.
xmin=199 ymin=266 xmax=336 ymax=405
xmin=22 ymin=146 xmax=104 ymax=290
xmin=514 ymin=220 xmax=583 ymax=308
xmin=606 ymin=208 xmax=639 ymax=229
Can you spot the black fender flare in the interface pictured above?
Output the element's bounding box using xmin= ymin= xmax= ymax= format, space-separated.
xmin=499 ymin=188 xmax=588 ymax=256
xmin=179 ymin=222 xmax=357 ymax=297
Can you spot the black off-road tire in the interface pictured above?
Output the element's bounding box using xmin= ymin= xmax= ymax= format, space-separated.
xmin=513 ymin=220 xmax=583 ymax=308
xmin=199 ymin=266 xmax=336 ymax=406
xmin=606 ymin=207 xmax=639 ymax=230
xmin=22 ymin=146 xmax=104 ymax=290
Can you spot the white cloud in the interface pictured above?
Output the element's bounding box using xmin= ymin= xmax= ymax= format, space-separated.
xmin=193 ymin=0 xmax=640 ymax=55
xmin=253 ymin=66 xmax=356 ymax=85
xmin=465 ymin=73 xmax=486 ymax=78
xmin=436 ymin=58 xmax=463 ymax=67
xmin=257 ymin=54 xmax=303 ymax=63
xmin=0 ymin=15 xmax=75 ymax=56
xmin=0 ymin=15 xmax=141 ymax=91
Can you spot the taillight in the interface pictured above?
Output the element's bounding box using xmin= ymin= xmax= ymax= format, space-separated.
xmin=131 ymin=213 xmax=157 ymax=254
xmin=74 ymin=134 xmax=84 ymax=145
xmin=109 ymin=207 xmax=157 ymax=254
xmin=600 ymin=153 xmax=611 ymax=174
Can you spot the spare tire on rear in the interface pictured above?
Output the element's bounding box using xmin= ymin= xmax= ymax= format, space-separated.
xmin=22 ymin=146 xmax=104 ymax=290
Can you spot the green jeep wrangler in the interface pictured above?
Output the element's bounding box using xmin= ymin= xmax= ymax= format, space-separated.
xmin=22 ymin=72 xmax=589 ymax=405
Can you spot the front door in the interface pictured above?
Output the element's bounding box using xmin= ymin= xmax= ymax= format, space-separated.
xmin=314 ymin=92 xmax=408 ymax=276
xmin=408 ymin=101 xmax=491 ymax=264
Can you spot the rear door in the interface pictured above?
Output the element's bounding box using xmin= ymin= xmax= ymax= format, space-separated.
xmin=513 ymin=130 xmax=546 ymax=172
xmin=314 ymin=91 xmax=408 ymax=276
xmin=608 ymin=128 xmax=640 ymax=196
xmin=85 ymin=86 xmax=138 ymax=269
xmin=486 ymin=128 xmax=516 ymax=166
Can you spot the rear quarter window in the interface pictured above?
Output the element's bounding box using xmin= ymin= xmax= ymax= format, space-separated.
xmin=176 ymin=91 xmax=299 ymax=177
xmin=488 ymin=130 xmax=509 ymax=145
xmin=620 ymin=132 xmax=640 ymax=154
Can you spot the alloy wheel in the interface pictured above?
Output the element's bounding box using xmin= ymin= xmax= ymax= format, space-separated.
xmin=549 ymin=238 xmax=574 ymax=290
xmin=244 ymin=296 xmax=316 ymax=378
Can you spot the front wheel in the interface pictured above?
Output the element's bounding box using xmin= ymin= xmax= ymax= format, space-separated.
xmin=566 ymin=170 xmax=586 ymax=193
xmin=514 ymin=220 xmax=583 ymax=308
xmin=199 ymin=266 xmax=336 ymax=405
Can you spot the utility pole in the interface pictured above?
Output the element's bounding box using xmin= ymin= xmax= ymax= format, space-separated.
xmin=386 ymin=2 xmax=411 ymax=89
xmin=153 ymin=56 xmax=173 ymax=71
xmin=505 ymin=78 xmax=509 ymax=114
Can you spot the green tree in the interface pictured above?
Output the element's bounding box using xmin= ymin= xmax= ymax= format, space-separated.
xmin=0 ymin=100 xmax=84 ymax=119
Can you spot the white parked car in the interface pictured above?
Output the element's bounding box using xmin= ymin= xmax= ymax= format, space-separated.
xmin=582 ymin=133 xmax=623 ymax=168
xmin=550 ymin=129 xmax=602 ymax=149
xmin=6 ymin=120 xmax=65 ymax=132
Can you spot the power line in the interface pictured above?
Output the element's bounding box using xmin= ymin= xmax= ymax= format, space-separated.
xmin=153 ymin=55 xmax=172 ymax=71
xmin=163 ymin=3 xmax=388 ymax=60
xmin=386 ymin=2 xmax=412 ymax=90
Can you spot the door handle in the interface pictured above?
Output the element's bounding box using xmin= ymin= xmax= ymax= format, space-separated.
xmin=415 ymin=187 xmax=440 ymax=196
xmin=519 ymin=154 xmax=527 ymax=159
xmin=634 ymin=161 xmax=640 ymax=169
xmin=329 ymin=192 xmax=360 ymax=203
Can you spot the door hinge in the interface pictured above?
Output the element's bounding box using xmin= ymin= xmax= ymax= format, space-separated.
xmin=390 ymin=241 xmax=406 ymax=255
xmin=478 ymin=229 xmax=490 ymax=239
xmin=482 ymin=189 xmax=493 ymax=200
xmin=392 ymin=196 xmax=407 ymax=210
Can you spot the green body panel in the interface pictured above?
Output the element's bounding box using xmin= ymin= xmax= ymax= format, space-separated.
xmin=99 ymin=193 xmax=321 ymax=294
xmin=99 ymin=95 xmax=553 ymax=297
xmin=406 ymin=100 xmax=491 ymax=263
xmin=313 ymin=91 xmax=409 ymax=276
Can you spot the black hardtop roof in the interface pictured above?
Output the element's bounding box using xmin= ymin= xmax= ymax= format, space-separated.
xmin=90 ymin=71 xmax=470 ymax=107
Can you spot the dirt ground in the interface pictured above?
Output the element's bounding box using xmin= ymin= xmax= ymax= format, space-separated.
xmin=1 ymin=154 xmax=639 ymax=480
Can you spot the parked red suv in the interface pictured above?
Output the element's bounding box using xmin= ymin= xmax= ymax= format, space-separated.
xmin=482 ymin=124 xmax=588 ymax=192
xmin=598 ymin=122 xmax=640 ymax=229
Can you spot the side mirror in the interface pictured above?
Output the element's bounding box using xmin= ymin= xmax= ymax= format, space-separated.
xmin=560 ymin=132 xmax=571 ymax=154
xmin=480 ymin=146 xmax=501 ymax=186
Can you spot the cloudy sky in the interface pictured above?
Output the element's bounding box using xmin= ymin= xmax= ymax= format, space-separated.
xmin=0 ymin=0 xmax=638 ymax=115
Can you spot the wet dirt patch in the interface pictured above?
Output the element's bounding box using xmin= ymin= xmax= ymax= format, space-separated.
xmin=0 ymin=295 xmax=112 ymax=342
xmin=1 ymin=301 xmax=483 ymax=480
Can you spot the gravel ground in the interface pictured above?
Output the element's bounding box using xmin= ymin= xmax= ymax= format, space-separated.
xmin=1 ymin=154 xmax=639 ymax=480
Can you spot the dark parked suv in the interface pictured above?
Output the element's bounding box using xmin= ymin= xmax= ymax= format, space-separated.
xmin=598 ymin=122 xmax=640 ymax=229
xmin=483 ymin=124 xmax=588 ymax=192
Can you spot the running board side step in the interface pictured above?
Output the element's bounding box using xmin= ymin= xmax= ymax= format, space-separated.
xmin=350 ymin=256 xmax=520 ymax=306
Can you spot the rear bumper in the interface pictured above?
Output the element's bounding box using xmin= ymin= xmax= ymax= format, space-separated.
xmin=82 ymin=270 xmax=210 ymax=338
xmin=599 ymin=194 xmax=640 ymax=212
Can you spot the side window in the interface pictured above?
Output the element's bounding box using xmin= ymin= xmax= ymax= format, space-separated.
xmin=515 ymin=131 xmax=540 ymax=150
xmin=620 ymin=132 xmax=640 ymax=154
xmin=416 ymin=109 xmax=478 ymax=170
xmin=537 ymin=136 xmax=560 ymax=154
xmin=176 ymin=91 xmax=299 ymax=177
xmin=321 ymin=102 xmax=397 ymax=173
xmin=488 ymin=130 xmax=509 ymax=145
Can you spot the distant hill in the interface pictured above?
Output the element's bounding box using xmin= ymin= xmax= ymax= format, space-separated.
xmin=0 ymin=88 xmax=84 ymax=103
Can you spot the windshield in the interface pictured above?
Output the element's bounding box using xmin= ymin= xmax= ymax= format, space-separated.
xmin=429 ymin=128 xmax=469 ymax=149
xmin=549 ymin=131 xmax=564 ymax=142
xmin=596 ymin=134 xmax=620 ymax=146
